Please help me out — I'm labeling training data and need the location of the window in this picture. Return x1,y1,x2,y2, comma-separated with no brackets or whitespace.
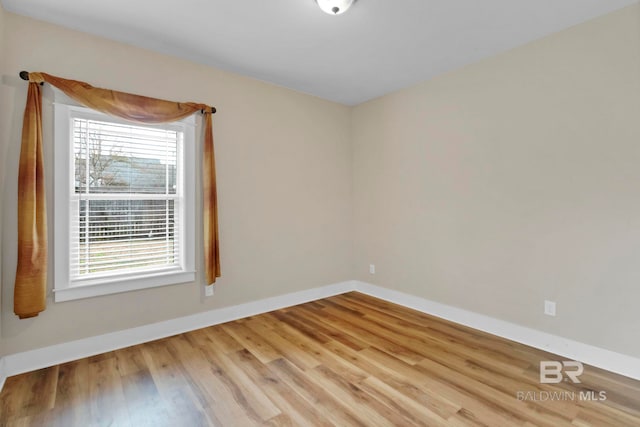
54,105,195,301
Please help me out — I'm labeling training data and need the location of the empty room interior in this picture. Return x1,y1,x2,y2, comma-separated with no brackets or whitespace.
1,0,640,425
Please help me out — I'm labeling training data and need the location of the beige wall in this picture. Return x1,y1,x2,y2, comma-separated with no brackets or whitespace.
2,4,639,361
0,12,353,355
353,5,640,358
0,1,5,339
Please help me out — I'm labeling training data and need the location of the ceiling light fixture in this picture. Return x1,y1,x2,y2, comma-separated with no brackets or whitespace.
315,0,356,15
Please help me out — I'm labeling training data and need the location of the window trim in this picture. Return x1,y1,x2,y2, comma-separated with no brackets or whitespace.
53,104,196,302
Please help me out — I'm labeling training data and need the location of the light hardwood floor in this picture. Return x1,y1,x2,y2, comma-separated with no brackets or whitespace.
1,292,639,426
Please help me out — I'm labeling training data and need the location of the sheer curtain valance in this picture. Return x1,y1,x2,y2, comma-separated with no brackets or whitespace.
15,72,220,319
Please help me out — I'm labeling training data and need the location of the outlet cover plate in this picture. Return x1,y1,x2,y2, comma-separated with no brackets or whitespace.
544,300,556,316
205,284,215,297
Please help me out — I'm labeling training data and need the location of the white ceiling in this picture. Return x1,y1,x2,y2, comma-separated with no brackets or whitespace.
2,0,637,105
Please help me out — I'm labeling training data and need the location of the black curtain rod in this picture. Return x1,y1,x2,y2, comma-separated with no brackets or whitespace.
19,70,42,85
19,70,216,114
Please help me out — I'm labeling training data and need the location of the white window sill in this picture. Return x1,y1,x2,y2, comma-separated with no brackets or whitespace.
54,270,196,302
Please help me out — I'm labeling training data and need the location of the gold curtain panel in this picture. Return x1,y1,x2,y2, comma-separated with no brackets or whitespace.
14,72,221,319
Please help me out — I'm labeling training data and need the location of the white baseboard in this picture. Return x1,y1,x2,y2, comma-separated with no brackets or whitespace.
2,279,639,393
0,280,355,387
0,356,6,391
354,281,640,381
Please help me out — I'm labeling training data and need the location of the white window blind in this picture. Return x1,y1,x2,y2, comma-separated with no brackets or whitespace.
71,118,182,280
54,103,195,301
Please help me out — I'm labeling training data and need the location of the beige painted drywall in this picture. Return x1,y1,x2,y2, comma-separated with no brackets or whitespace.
0,12,353,355
2,3,639,362
0,0,5,339
353,4,640,358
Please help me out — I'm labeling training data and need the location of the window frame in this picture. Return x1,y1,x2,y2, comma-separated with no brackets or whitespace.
53,104,196,302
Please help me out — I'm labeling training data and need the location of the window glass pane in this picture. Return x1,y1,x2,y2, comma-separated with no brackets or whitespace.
72,199,177,277
74,118,178,194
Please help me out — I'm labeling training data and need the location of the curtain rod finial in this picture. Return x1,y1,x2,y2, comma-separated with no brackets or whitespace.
19,71,29,81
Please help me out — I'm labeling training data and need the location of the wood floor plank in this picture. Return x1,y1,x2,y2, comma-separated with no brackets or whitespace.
140,338,223,426
285,303,369,351
2,292,639,426
304,364,405,427
243,315,322,371
166,334,257,426
115,345,149,377
571,405,640,427
415,354,572,427
221,321,282,364
262,413,294,426
197,342,282,422
253,314,370,384
356,375,449,427
269,311,332,345
49,360,91,427
298,303,426,365
120,368,170,427
141,339,192,396
202,325,246,355
266,358,368,427
157,385,216,427
0,367,58,424
335,293,534,372
324,337,514,426
226,349,334,427
339,292,549,364
87,356,132,427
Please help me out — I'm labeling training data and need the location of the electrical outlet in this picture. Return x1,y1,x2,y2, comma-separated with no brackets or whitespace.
369,264,375,274
205,284,215,297
544,300,556,316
